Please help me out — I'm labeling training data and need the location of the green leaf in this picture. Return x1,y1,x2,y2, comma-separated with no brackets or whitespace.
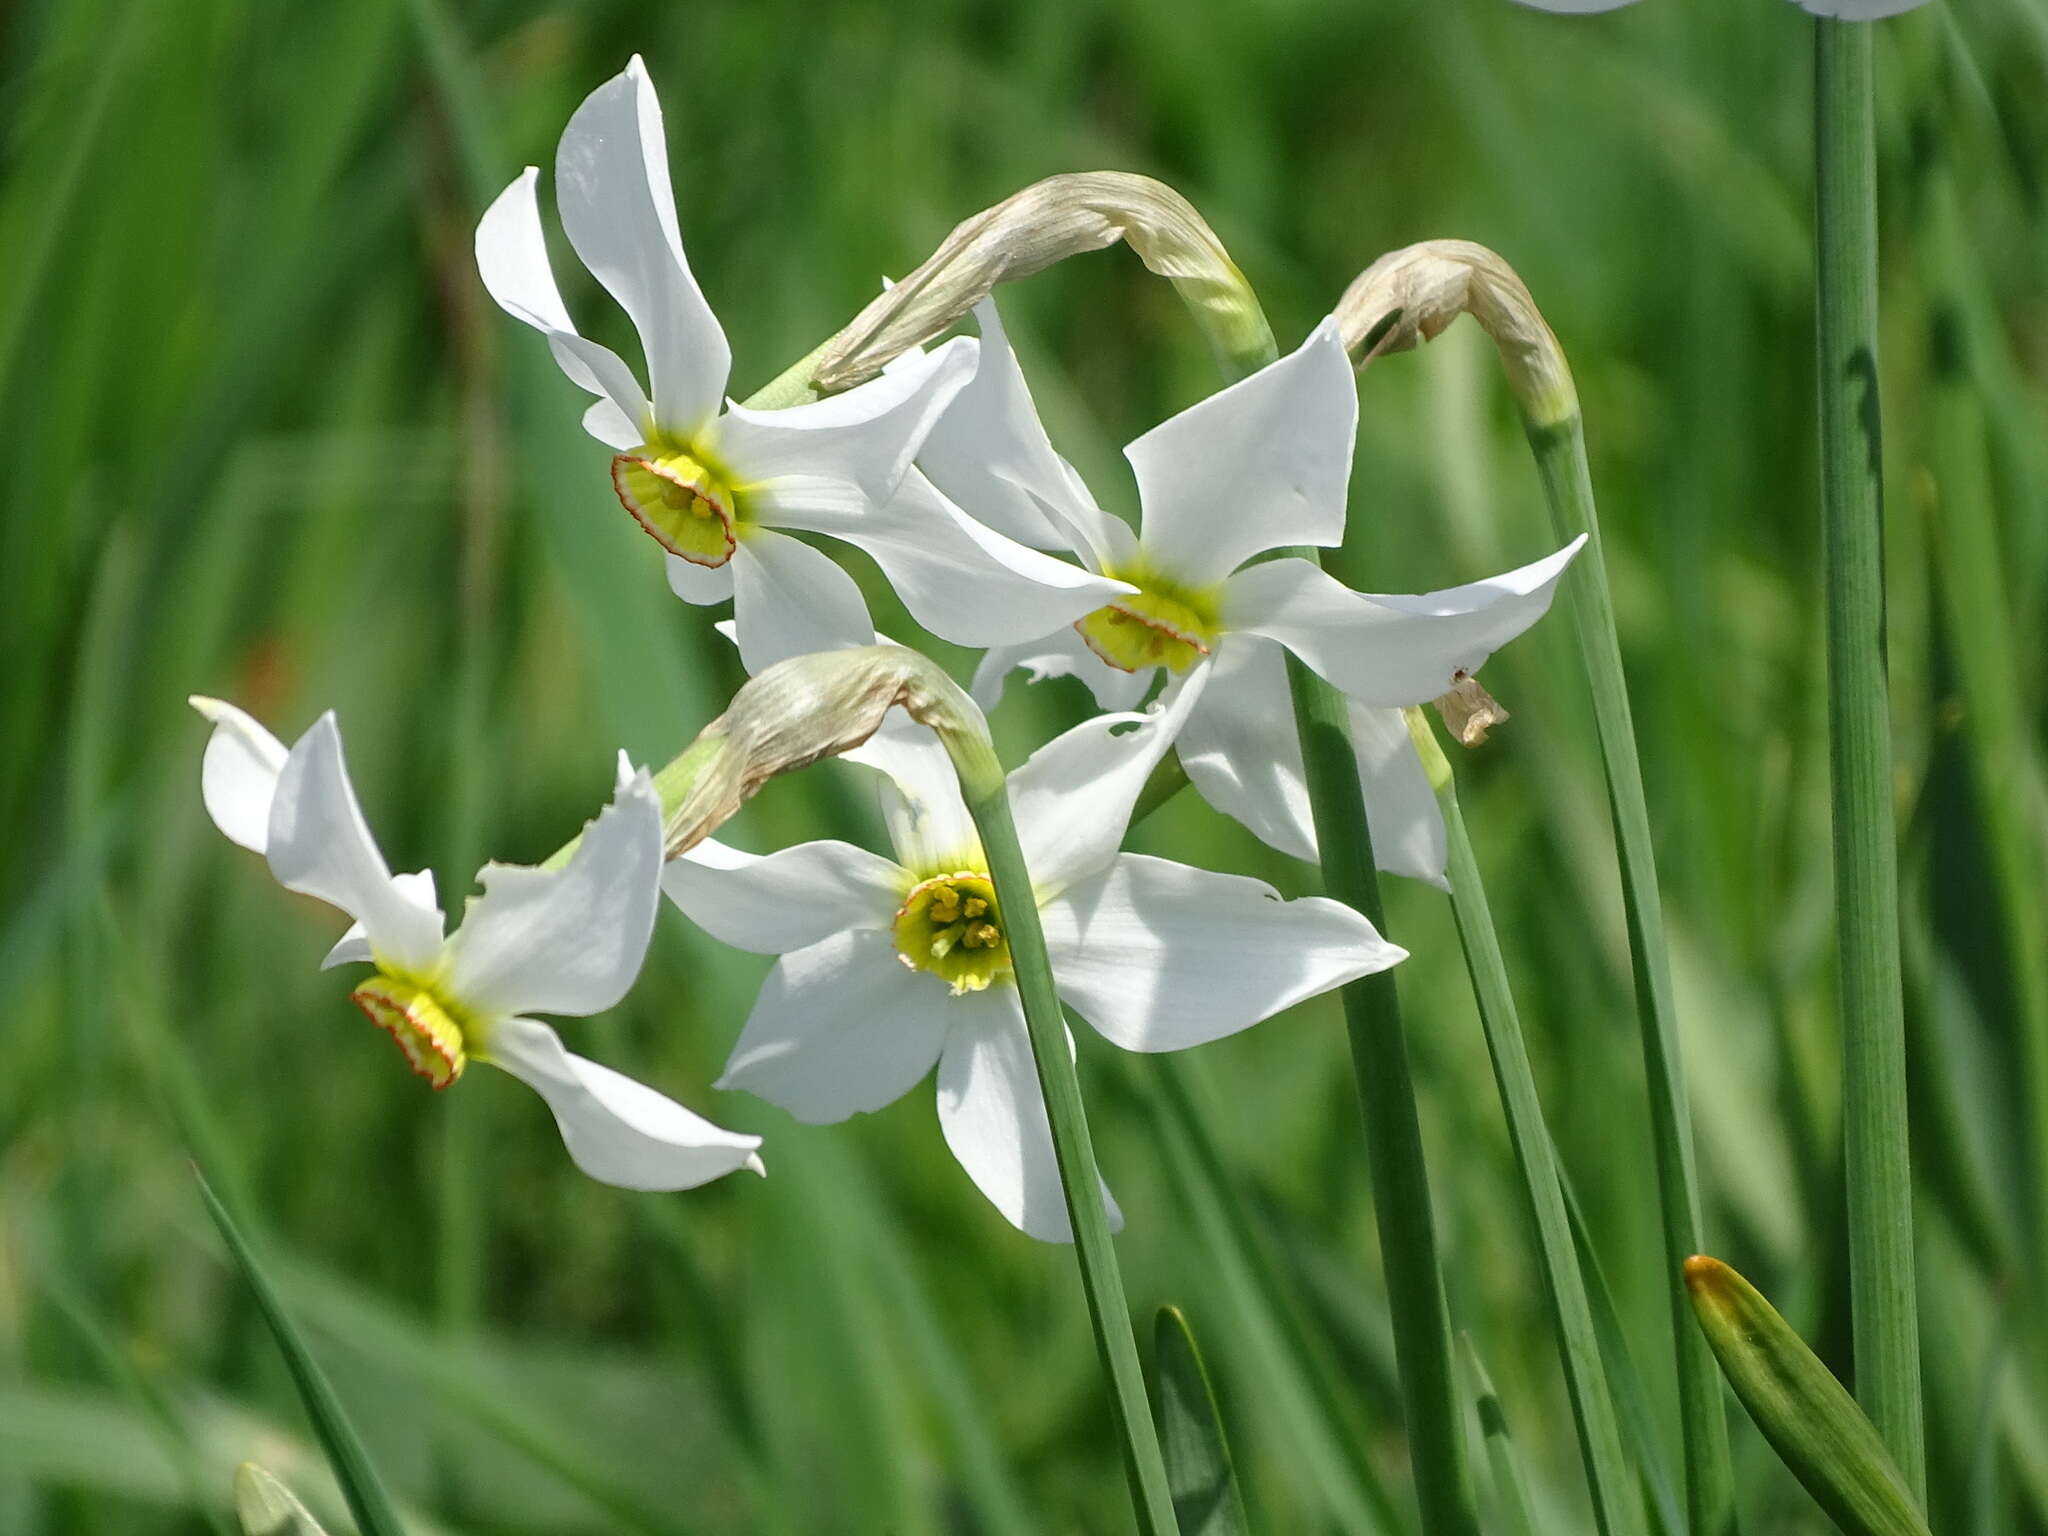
1461,1336,1540,1536
234,1465,330,1536
1684,1256,1930,1536
1151,1307,1251,1536
196,1171,408,1536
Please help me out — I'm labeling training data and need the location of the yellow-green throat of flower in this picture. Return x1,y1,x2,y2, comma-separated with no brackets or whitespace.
894,873,1011,995
1075,575,1221,673
350,973,479,1090
612,443,740,567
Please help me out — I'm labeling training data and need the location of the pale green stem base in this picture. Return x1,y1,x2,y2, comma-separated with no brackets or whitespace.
1814,16,1924,1495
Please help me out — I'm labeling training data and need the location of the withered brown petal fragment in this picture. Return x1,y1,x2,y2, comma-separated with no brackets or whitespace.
1432,674,1511,748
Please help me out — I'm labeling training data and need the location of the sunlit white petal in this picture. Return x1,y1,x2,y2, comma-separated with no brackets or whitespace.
969,629,1153,715
489,1015,763,1189
1222,537,1585,706
439,772,662,1019
265,715,445,974
844,713,984,875
191,696,288,854
1172,638,1318,862
1126,319,1357,588
717,929,952,1122
1794,0,1928,15
663,837,906,954
553,59,731,440
729,530,876,674
322,870,440,970
936,991,1120,1242
665,550,736,605
1349,704,1449,889
1040,852,1404,1052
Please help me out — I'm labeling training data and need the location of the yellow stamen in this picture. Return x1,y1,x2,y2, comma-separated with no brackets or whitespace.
894,872,1011,995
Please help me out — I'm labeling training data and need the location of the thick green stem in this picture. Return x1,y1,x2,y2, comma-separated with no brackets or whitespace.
1282,643,1478,1536
1528,418,1738,1534
962,780,1179,1535
1814,17,1924,1493
1432,756,1644,1536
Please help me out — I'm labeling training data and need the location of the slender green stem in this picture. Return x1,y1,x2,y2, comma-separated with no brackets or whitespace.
1815,17,1924,1495
1432,755,1644,1536
1526,415,1737,1534
963,780,1178,1535
1282,644,1478,1536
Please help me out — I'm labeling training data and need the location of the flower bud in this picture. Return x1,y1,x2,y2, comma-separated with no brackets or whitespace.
663,646,1000,855
809,173,1276,390
1335,240,1577,430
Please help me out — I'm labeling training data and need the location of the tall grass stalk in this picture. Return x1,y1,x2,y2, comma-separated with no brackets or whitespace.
1813,17,1924,1494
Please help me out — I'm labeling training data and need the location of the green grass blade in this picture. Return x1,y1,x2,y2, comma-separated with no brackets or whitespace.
194,1172,408,1536
1151,1306,1252,1536
235,1465,332,1536
1462,1335,1541,1536
1685,1256,1929,1536
1813,18,1924,1492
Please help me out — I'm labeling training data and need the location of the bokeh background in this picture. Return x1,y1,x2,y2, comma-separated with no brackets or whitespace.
4,0,2044,1530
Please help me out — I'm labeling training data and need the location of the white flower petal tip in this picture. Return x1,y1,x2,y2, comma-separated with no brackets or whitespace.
1505,0,1640,11
191,696,289,854
1791,0,1931,13
489,1017,765,1192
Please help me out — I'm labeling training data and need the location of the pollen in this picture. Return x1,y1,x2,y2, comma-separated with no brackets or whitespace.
894,873,1011,995
1075,581,1220,674
612,445,739,567
350,972,470,1090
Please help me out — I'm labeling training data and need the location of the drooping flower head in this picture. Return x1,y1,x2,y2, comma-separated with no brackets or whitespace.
665,675,1404,1239
192,697,761,1191
475,58,1131,675
929,300,1582,885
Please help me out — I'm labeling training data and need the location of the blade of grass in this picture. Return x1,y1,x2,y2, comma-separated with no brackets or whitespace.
193,1171,408,1536
1462,1335,1542,1536
1813,17,1924,1493
1151,1306,1252,1536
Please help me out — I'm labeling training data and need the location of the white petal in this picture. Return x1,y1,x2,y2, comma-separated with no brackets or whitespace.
919,299,1131,562
663,837,906,954
554,59,730,440
1040,852,1404,1052
489,1016,763,1190
1793,0,1928,14
728,531,876,675
1173,638,1319,863
664,550,736,605
936,990,1120,1243
1125,319,1357,588
191,696,287,854
755,470,1132,649
439,772,662,1019
1507,0,1638,9
970,629,1154,714
475,168,653,439
717,930,953,1122
1222,537,1585,706
844,712,984,875
1348,705,1449,889
716,338,975,500
322,870,439,970
1008,666,1211,899
265,715,445,974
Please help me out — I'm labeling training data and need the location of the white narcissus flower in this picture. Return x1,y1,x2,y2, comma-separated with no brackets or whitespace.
192,697,763,1191
475,57,1129,676
934,300,1581,888
664,674,1405,1241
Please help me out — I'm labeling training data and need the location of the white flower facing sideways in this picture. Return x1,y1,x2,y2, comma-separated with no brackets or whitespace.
190,697,763,1191
929,300,1584,887
475,57,1130,676
665,674,1406,1241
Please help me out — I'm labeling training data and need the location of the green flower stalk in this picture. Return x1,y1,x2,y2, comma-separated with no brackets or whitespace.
1339,237,1738,1535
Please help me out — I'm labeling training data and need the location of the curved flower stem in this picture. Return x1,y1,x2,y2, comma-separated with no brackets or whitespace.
961,779,1180,1536
1425,729,1643,1536
1281,645,1480,1536
1814,16,1924,1495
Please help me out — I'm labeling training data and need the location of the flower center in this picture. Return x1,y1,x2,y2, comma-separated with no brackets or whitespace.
1074,582,1220,674
350,972,473,1089
611,444,739,567
893,873,1011,995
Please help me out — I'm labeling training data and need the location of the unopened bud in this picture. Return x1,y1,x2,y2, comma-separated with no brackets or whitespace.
810,173,1275,390
1432,674,1510,747
664,646,999,856
1335,240,1577,430
233,1465,328,1536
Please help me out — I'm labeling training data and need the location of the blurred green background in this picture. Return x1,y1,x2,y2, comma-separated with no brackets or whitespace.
4,0,2044,1530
